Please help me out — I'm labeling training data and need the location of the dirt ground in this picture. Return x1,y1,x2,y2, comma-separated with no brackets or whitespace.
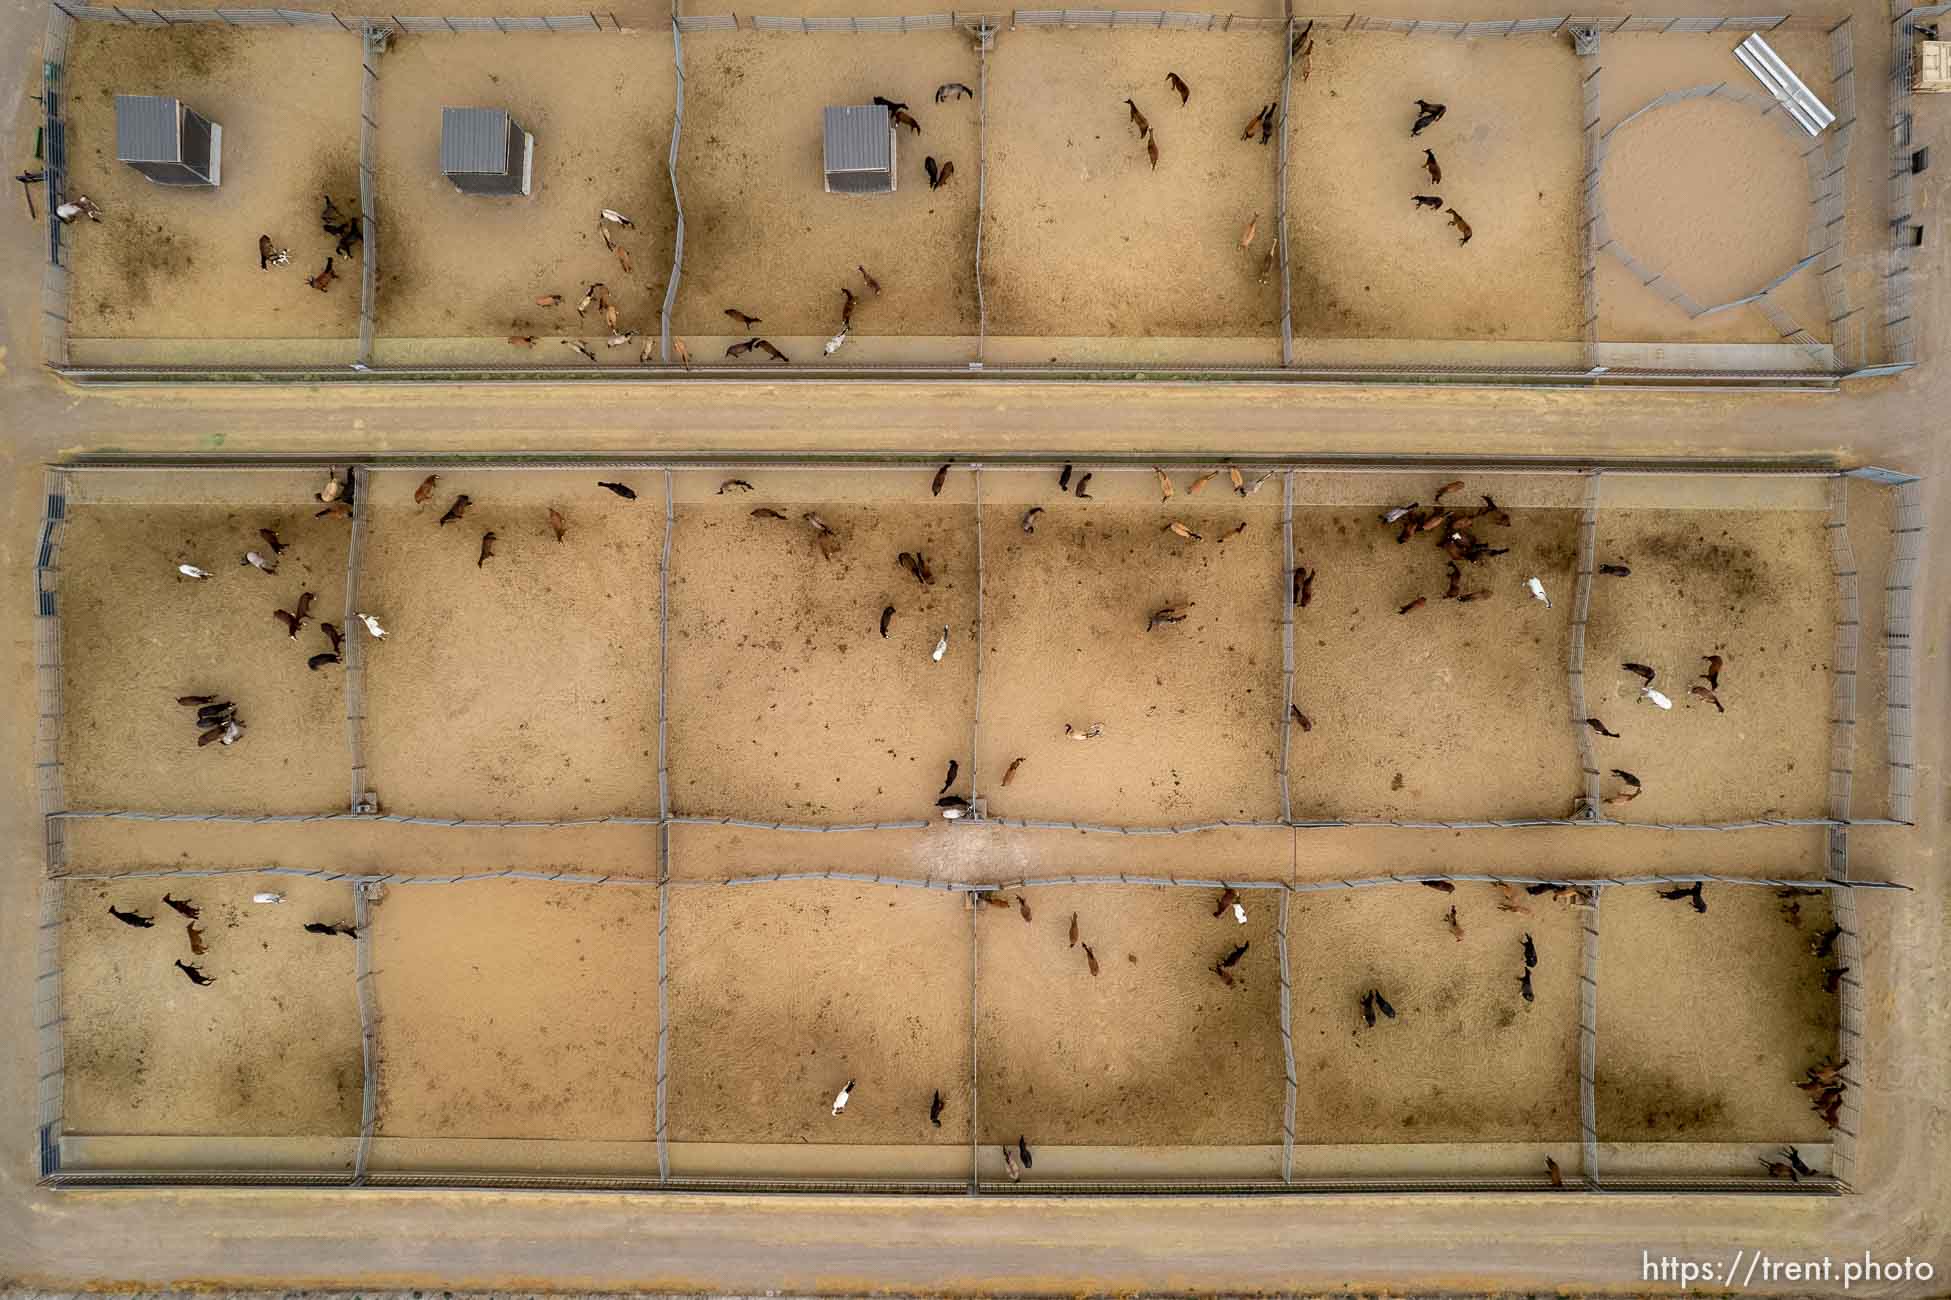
1287,884,1581,1143
61,874,361,1137
664,881,970,1145
59,502,351,814
979,467,1284,825
356,470,663,820
1288,473,1584,821
670,820,1295,884
371,31,677,359
61,25,363,345
1293,823,1826,881
976,884,1284,1147
984,30,1285,341
672,31,980,354
1597,97,1823,321
371,880,658,1141
1595,883,1839,1144
60,816,662,880
665,470,977,822
1582,504,1834,823
1284,32,1581,346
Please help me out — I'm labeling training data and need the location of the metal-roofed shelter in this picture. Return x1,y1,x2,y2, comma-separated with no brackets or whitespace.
114,95,220,187
440,107,534,198
823,105,896,195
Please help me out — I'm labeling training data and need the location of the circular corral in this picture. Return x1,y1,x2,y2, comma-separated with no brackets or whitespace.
1595,88,1817,314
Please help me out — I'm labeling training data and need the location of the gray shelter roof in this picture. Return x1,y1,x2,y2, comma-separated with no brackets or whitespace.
823,105,892,174
116,95,183,164
441,107,514,174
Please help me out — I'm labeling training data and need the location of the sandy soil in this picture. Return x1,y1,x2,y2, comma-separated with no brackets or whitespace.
1596,882,1838,1143
1583,506,1833,823
356,470,663,820
61,875,361,1137
371,880,658,1140
59,503,351,814
670,820,1294,883
1285,32,1581,344
1597,101,1829,346
1288,884,1580,1143
976,884,1285,1145
1294,822,1825,880
666,473,977,822
1289,474,1583,820
61,25,364,344
984,30,1285,340
672,31,980,346
371,31,677,357
979,467,1284,825
61,816,662,879
664,881,970,1145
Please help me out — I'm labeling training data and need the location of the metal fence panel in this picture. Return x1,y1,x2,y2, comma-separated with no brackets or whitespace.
1277,16,1294,363
975,18,991,359
1825,476,1859,823
1887,14,1918,367
1568,471,1602,813
35,470,70,873
352,882,377,1182
1580,63,1599,366
356,27,380,367
342,465,371,805
1578,884,1600,1186
751,12,952,29
41,5,73,367
660,15,686,362
38,876,67,1179
1879,476,1922,823
34,471,72,1178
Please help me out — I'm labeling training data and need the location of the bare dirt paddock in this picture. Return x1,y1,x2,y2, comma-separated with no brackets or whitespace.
60,24,363,360
984,29,1286,345
371,31,678,364
673,32,981,361
1285,30,1581,352
41,461,1890,1187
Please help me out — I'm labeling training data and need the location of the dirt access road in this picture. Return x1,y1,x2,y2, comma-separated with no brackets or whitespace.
1,0,1947,1297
